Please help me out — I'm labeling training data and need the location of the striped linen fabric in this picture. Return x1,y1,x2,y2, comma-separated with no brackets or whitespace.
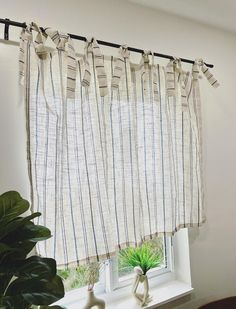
19,24,219,267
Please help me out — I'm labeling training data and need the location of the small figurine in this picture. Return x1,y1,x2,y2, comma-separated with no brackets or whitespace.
82,263,106,309
132,266,152,307
82,284,105,309
120,243,162,307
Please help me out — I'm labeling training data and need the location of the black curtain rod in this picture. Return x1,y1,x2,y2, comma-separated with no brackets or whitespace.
0,18,214,68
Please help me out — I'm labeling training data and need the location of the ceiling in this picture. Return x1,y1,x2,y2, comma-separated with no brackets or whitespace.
128,0,236,33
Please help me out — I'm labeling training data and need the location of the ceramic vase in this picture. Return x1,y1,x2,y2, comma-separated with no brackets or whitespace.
82,289,105,309
132,266,152,307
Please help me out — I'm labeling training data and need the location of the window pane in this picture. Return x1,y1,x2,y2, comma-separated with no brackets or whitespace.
57,263,100,291
118,237,166,279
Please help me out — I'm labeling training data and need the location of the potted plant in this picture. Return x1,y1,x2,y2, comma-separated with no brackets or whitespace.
0,190,65,309
119,242,163,307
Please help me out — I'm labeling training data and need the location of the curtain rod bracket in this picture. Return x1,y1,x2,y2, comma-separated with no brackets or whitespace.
4,18,10,40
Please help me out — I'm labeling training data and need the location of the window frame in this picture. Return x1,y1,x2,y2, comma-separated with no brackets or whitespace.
54,229,192,308
101,236,174,292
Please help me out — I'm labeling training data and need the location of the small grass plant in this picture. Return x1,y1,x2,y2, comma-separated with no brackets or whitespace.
119,240,164,275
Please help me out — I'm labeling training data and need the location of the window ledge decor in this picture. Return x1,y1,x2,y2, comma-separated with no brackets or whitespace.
55,279,193,309
55,229,191,308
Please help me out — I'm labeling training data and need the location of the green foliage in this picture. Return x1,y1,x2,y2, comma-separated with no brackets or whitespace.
85,263,100,288
0,191,65,309
119,241,163,275
57,263,99,291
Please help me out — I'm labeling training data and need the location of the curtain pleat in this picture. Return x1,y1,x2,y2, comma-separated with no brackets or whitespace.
19,25,219,267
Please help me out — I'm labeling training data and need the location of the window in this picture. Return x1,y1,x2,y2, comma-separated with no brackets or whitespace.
57,235,172,295
55,229,192,308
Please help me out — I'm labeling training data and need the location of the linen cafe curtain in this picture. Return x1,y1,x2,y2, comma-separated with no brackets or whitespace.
19,23,219,267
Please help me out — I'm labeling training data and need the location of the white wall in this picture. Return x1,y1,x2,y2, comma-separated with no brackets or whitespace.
0,0,236,308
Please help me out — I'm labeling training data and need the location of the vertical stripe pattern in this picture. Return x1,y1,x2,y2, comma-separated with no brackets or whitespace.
19,26,218,267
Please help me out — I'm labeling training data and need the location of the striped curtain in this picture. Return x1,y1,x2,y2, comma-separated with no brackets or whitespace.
19,24,219,267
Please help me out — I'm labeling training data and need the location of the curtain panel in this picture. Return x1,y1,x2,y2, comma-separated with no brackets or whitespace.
19,24,219,267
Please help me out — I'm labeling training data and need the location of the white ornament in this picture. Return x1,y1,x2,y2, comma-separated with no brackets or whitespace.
82,289,105,309
132,267,152,307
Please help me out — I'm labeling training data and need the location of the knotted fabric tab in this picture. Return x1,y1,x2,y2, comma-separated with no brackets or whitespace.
81,58,91,88
166,60,175,96
45,28,77,99
140,51,159,102
181,70,190,108
31,22,48,59
89,38,108,97
140,50,151,92
81,41,91,88
166,58,188,101
193,59,219,88
66,38,77,98
151,53,159,102
201,63,219,88
192,61,200,80
174,58,188,105
19,25,32,87
81,38,108,97
111,45,129,90
45,28,68,51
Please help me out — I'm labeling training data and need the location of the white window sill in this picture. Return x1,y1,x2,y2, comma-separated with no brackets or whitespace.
57,280,193,309
106,280,193,308
55,229,192,308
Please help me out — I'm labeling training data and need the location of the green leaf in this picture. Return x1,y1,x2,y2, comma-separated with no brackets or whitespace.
0,274,12,295
0,242,23,270
0,240,36,266
0,190,65,307
0,294,31,309
0,256,57,280
0,191,29,222
0,212,41,240
2,221,51,245
5,275,65,306
0,242,18,254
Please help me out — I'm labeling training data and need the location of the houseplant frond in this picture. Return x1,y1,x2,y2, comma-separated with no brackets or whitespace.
119,242,163,275
0,191,65,309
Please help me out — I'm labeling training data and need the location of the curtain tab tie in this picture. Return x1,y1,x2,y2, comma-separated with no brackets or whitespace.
143,50,151,63
120,44,130,58
193,58,219,88
111,44,130,90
